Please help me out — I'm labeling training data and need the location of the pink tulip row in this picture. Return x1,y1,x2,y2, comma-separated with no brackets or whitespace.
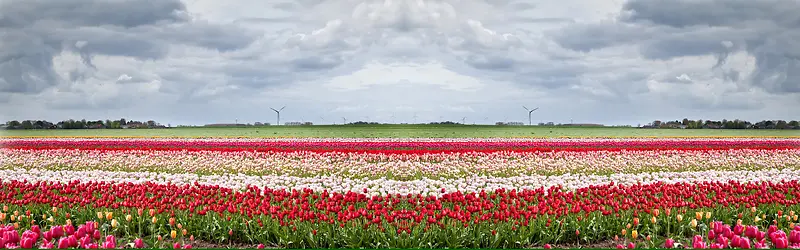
0,221,168,249
3,148,798,177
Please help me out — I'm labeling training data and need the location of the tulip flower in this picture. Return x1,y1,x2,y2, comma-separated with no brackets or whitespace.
664,238,675,248
133,238,144,248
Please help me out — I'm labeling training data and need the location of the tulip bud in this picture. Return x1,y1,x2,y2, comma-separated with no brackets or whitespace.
626,223,631,229
171,230,177,239
751,207,757,213
631,230,638,239
696,212,703,221
257,244,265,249
126,215,132,222
653,209,660,217
190,235,194,242
111,219,118,229
96,212,103,220
137,208,143,217
677,214,683,222
50,207,56,213
651,216,657,224
0,213,5,221
157,235,162,241
105,212,113,221
152,217,158,224
705,212,711,219
691,219,698,228
622,229,627,236
633,217,640,227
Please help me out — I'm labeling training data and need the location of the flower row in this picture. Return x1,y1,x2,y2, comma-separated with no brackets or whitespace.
3,138,798,153
1,179,800,248
3,148,798,177
4,168,800,196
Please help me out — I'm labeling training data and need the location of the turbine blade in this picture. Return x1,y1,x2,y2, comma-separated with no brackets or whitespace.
523,106,529,111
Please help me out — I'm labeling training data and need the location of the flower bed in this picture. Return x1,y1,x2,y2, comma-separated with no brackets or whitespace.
2,138,800,248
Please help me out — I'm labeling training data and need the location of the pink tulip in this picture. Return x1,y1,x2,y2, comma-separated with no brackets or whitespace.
31,226,40,234
616,244,624,249
710,243,724,249
133,238,144,249
57,238,69,249
20,237,34,249
104,235,115,246
774,236,789,249
664,238,675,248
182,245,192,249
86,243,98,249
734,225,745,236
75,226,86,239
64,226,74,236
708,230,716,240
627,242,635,249
740,238,751,249
42,231,52,242
173,243,181,249
92,230,101,241
789,230,800,244
257,244,265,249
716,236,729,248
51,227,63,239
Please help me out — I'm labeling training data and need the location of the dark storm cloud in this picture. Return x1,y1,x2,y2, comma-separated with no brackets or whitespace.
552,0,800,94
0,0,257,98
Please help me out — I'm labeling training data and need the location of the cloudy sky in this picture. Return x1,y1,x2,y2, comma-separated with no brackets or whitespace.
1,0,798,126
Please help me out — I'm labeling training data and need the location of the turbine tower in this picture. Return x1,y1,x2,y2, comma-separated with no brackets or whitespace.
461,117,467,124
270,106,285,125
523,106,539,126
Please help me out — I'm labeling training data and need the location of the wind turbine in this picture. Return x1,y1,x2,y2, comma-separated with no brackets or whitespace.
390,113,396,124
270,106,285,125
413,113,418,124
523,106,539,126
461,117,467,124
342,117,347,125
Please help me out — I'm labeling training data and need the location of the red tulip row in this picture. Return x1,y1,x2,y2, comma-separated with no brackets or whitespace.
3,138,798,154
2,179,799,248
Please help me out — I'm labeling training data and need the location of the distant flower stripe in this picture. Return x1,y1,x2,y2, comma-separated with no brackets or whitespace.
2,138,798,153
3,148,798,177
3,168,800,196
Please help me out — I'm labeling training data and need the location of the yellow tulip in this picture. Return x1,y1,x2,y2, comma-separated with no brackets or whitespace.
651,216,657,224
677,214,683,222
171,230,177,239
631,230,638,239
152,216,158,224
126,214,132,222
96,212,103,220
690,219,698,228
695,212,702,221
105,212,113,221
111,219,118,229
706,212,711,219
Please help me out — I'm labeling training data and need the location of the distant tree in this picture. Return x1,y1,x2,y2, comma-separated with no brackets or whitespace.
21,120,33,129
789,120,799,128
776,120,788,129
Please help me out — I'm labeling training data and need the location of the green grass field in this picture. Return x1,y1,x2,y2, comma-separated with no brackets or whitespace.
2,125,799,138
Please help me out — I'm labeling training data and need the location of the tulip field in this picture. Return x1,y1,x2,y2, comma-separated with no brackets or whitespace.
2,137,800,249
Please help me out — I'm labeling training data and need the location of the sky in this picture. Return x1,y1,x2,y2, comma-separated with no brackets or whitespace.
1,0,799,126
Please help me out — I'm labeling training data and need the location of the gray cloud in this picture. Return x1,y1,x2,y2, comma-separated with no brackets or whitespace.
1,0,798,126
0,0,257,96
553,0,800,94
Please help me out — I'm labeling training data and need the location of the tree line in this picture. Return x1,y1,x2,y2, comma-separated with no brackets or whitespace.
643,119,800,129
2,118,167,130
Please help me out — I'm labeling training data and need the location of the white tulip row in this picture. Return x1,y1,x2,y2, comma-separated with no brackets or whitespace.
3,168,800,196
